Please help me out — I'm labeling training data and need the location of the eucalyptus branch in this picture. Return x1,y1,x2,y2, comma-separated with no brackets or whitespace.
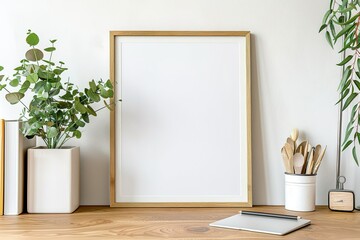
3,86,30,111
0,30,114,148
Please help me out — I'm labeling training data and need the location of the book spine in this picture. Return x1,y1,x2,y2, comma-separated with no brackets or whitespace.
0,119,5,215
4,121,21,215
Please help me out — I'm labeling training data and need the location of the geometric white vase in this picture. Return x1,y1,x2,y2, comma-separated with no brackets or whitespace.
27,146,80,213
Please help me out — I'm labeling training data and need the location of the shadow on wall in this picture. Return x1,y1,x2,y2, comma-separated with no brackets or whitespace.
250,35,268,205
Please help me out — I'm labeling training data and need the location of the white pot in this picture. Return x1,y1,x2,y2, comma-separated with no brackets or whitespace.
285,173,316,212
27,146,80,213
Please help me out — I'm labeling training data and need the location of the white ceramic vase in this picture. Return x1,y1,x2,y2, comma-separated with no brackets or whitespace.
285,173,316,212
27,146,80,213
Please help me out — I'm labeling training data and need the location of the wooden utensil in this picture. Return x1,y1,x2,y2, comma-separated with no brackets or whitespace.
293,153,305,174
285,143,293,156
288,154,294,174
305,148,315,174
284,143,294,173
296,141,307,154
301,142,310,174
281,147,291,173
291,128,299,142
286,138,295,153
313,146,327,174
309,145,321,174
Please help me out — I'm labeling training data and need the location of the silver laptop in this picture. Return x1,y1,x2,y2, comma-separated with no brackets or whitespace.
210,212,311,235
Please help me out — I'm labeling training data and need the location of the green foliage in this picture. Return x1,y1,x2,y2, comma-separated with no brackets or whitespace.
320,0,360,165
0,30,115,149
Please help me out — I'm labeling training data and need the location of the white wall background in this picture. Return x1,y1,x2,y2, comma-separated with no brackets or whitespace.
1,0,359,205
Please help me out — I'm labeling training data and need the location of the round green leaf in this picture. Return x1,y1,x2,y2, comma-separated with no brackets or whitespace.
0,66,3,71
73,130,82,139
47,127,58,138
105,79,113,89
82,113,90,123
89,80,97,92
74,98,87,114
76,120,85,127
25,48,44,62
26,73,39,83
5,92,25,104
26,33,39,46
87,89,100,102
100,88,114,98
33,80,46,93
60,91,73,101
9,78,19,87
19,80,30,94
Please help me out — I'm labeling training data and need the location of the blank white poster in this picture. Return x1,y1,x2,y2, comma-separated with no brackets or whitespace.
115,36,248,203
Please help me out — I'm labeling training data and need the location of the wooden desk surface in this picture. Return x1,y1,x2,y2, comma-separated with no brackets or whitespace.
0,206,359,239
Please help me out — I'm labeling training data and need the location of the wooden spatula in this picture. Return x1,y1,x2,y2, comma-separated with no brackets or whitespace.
296,141,307,154
305,148,315,174
313,146,327,174
312,145,321,168
286,138,295,153
281,147,291,173
301,142,310,173
284,143,294,173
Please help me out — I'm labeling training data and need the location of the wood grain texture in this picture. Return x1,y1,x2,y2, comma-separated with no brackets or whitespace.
245,32,252,206
110,31,250,36
109,31,116,207
0,206,360,239
329,191,355,211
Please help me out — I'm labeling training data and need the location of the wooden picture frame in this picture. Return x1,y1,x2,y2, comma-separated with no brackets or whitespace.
110,31,252,207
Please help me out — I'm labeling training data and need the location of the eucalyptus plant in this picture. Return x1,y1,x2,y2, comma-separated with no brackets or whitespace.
320,0,360,165
0,30,114,148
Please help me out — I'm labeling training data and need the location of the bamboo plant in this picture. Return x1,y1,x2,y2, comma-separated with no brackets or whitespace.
0,30,114,148
320,0,360,165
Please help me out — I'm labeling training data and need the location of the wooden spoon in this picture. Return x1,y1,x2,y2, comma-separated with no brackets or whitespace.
293,153,305,174
291,128,299,142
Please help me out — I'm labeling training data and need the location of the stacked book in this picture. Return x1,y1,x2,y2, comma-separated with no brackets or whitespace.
0,119,35,215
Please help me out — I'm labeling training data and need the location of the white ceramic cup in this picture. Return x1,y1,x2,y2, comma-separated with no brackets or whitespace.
285,173,316,212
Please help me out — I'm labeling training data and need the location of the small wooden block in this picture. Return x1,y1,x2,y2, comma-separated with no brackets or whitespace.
328,190,355,212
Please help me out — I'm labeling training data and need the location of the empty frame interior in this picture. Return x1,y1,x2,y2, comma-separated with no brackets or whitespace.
110,31,251,207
